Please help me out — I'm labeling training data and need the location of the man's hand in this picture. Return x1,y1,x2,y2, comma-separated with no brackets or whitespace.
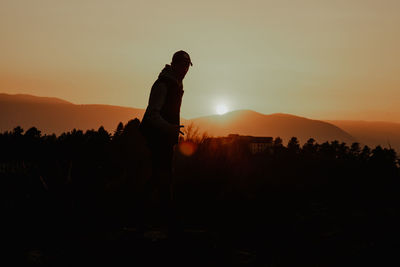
173,125,184,135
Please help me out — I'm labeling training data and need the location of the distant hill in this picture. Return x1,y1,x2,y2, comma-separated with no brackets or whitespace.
2,93,400,151
187,110,356,145
328,120,400,152
0,93,145,135
0,93,73,105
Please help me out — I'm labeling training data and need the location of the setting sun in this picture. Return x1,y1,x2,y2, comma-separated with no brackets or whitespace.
216,104,228,115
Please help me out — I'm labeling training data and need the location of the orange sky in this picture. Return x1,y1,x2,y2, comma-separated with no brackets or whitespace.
1,0,399,122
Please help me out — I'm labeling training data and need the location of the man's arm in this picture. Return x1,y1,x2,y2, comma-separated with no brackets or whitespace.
146,82,176,134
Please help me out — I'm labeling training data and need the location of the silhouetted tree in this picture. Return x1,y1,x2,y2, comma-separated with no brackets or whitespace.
360,145,371,161
12,126,24,136
303,138,317,155
113,122,124,139
287,137,300,153
273,137,283,147
350,142,361,157
25,127,41,139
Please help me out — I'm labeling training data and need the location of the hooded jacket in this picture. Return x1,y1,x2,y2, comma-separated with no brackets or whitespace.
140,64,184,145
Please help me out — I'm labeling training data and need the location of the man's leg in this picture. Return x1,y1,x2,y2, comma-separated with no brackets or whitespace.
156,145,174,228
158,145,184,238
136,142,164,232
138,142,181,237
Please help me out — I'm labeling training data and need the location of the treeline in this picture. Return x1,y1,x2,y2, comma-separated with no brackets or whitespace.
1,119,400,265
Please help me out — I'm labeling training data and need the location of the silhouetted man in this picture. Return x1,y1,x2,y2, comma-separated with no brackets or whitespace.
139,50,192,236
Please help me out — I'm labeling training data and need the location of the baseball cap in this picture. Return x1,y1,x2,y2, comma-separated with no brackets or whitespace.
172,50,193,66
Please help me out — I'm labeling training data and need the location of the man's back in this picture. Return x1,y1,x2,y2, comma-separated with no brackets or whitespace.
140,64,184,146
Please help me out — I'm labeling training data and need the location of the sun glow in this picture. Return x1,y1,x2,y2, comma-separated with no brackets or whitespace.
216,104,228,115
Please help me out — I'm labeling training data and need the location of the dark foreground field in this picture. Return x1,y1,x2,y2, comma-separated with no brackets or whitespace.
4,191,400,267
2,120,400,266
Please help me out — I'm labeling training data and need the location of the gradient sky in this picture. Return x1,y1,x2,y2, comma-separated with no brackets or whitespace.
1,0,399,121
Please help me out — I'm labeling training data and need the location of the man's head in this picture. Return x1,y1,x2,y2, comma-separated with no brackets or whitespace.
171,50,192,80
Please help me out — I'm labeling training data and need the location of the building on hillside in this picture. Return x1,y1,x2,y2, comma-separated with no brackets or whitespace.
206,134,273,154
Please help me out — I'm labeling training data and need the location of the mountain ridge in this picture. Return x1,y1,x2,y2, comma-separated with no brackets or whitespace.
188,109,355,144
1,93,399,151
0,93,73,105
327,120,400,151
0,93,145,135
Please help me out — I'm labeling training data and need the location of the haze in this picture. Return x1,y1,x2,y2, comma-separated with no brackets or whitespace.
1,0,399,122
